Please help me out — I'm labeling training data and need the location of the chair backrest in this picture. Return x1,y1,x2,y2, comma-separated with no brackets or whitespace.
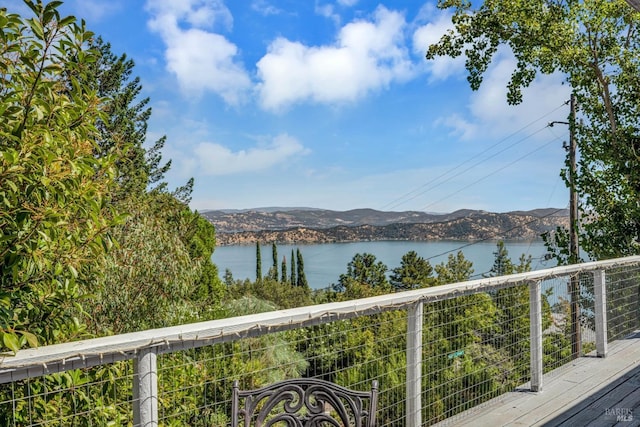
231,378,378,427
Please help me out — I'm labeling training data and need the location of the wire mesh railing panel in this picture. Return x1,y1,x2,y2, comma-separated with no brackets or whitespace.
578,272,596,351
421,286,530,425
156,311,408,426
606,264,640,341
0,361,134,426
157,345,233,426
299,312,408,426
540,276,574,373
1,257,639,426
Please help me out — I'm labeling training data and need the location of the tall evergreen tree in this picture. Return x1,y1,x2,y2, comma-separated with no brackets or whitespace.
336,253,389,293
256,242,262,284
389,251,434,291
85,37,171,201
224,269,234,287
281,256,288,283
271,242,278,281
291,249,297,286
296,249,309,288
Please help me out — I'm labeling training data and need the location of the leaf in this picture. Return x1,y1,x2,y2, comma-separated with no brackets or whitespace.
58,15,76,27
2,332,20,354
18,330,38,348
68,265,78,278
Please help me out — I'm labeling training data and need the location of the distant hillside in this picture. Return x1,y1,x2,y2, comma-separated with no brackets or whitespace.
201,208,569,246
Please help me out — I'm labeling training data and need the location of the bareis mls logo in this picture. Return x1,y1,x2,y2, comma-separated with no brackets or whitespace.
606,408,633,422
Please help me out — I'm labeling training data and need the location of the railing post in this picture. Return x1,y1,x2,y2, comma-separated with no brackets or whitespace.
529,280,543,392
406,301,423,427
594,270,608,357
134,347,159,426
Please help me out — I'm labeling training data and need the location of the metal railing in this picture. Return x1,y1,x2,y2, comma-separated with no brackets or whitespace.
1,256,639,426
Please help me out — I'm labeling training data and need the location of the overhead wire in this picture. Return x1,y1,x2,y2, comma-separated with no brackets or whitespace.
419,128,563,211
380,100,571,211
413,123,570,272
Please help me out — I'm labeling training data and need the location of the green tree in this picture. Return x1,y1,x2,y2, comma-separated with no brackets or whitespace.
485,242,532,377
290,249,296,286
88,195,201,334
296,248,309,288
281,256,288,283
180,208,224,304
256,242,262,284
434,251,474,285
77,35,224,331
334,253,389,298
427,0,640,260
224,268,234,287
389,250,435,291
0,1,121,349
270,242,278,281
85,37,163,201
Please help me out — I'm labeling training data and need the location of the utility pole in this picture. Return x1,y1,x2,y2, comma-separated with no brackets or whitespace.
568,93,579,265
568,93,581,359
549,93,580,358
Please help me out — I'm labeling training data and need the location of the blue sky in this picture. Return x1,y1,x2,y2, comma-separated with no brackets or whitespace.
6,0,573,213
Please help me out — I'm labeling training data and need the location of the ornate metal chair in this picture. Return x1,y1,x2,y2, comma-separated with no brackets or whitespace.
231,378,378,427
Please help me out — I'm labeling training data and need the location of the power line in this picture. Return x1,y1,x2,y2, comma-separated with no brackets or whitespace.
419,131,563,211
380,101,570,211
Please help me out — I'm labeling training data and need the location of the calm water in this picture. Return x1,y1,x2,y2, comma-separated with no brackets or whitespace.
212,240,552,290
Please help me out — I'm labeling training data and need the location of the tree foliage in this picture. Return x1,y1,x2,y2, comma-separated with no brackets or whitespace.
389,250,435,291
428,0,640,261
87,193,224,334
331,253,389,300
0,0,124,350
296,248,309,288
270,242,278,281
256,242,262,284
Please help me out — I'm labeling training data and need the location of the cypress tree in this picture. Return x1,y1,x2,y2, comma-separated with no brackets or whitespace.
281,256,287,283
290,249,296,286
296,249,309,288
256,242,262,284
271,242,278,281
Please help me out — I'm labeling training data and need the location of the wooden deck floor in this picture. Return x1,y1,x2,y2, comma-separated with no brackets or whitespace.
436,332,640,426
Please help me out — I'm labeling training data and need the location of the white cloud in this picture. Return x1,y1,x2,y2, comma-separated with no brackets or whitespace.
256,6,415,111
315,4,340,25
338,0,359,6
467,49,570,136
434,114,478,140
147,0,233,30
435,57,569,142
412,6,465,81
146,0,251,104
251,0,283,16
193,134,309,175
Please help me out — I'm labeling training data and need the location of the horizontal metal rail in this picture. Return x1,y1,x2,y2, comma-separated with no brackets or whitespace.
1,255,639,385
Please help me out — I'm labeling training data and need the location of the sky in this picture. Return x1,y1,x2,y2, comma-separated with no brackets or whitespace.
5,0,574,213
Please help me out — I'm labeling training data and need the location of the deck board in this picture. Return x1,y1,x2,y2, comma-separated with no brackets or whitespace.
435,332,640,426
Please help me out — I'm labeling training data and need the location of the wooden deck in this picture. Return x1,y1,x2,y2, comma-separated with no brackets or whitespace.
436,332,640,426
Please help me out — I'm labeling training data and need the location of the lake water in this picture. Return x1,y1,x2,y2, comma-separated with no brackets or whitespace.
212,240,553,290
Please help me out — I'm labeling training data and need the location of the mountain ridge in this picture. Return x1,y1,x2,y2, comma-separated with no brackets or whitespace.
201,208,569,246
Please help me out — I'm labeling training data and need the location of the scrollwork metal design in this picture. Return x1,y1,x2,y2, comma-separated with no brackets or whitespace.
231,378,378,427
